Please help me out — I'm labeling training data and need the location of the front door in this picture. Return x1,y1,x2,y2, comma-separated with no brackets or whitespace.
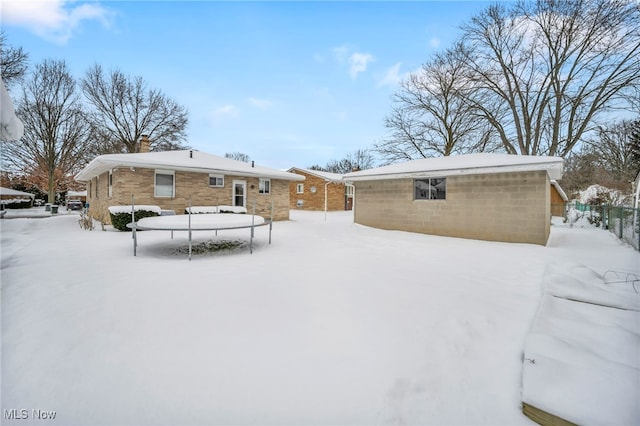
233,180,246,208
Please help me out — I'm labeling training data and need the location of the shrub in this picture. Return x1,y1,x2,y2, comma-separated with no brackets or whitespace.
110,209,159,232
78,210,95,231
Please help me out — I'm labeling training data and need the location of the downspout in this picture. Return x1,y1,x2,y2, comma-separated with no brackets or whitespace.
324,180,330,222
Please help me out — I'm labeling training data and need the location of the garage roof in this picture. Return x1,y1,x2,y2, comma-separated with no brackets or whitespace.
344,153,563,182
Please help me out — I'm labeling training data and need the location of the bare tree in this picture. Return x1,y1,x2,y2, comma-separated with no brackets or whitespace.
587,119,640,184
225,152,251,162
376,43,497,163
324,149,377,173
81,64,189,154
461,0,640,157
0,31,28,88
1,59,90,203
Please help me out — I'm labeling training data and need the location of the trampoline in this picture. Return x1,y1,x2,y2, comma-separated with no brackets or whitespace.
128,213,272,260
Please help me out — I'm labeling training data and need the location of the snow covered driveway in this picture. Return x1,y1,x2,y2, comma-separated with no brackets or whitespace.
1,211,638,425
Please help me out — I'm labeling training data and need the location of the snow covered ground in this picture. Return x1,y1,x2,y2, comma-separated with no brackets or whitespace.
1,209,638,425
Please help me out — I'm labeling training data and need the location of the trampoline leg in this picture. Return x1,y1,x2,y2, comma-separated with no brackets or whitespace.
249,225,253,254
133,226,137,256
188,230,192,261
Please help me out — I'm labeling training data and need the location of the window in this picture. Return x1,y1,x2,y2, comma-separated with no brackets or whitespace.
108,170,113,198
155,170,175,197
259,178,271,194
95,176,99,199
296,183,304,194
414,178,446,200
209,174,224,187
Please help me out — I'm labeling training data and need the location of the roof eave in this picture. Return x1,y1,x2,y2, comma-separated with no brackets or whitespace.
76,158,305,182
344,161,564,182
287,167,343,183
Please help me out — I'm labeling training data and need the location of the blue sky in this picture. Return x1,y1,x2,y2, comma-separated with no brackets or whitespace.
2,1,492,170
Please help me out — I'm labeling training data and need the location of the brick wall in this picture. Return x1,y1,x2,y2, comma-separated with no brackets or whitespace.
353,170,551,245
288,170,346,211
86,168,292,224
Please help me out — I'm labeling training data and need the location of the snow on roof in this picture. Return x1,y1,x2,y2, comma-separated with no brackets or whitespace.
67,190,87,197
287,167,345,183
75,150,305,182
550,180,568,201
343,153,564,181
0,187,34,198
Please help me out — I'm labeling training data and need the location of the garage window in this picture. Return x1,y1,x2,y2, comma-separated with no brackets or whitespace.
414,178,446,200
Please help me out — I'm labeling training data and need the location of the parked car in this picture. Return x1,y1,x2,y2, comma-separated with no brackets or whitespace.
66,200,84,210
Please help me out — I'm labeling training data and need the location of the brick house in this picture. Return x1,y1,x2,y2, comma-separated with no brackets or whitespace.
287,168,353,211
343,153,564,245
75,146,304,224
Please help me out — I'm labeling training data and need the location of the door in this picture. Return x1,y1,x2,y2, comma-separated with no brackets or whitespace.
233,180,246,208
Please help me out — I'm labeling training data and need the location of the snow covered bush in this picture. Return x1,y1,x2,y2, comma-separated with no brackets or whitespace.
578,184,629,206
0,199,32,209
566,207,601,228
108,205,161,232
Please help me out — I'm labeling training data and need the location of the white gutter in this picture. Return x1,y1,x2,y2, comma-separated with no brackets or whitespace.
324,180,330,222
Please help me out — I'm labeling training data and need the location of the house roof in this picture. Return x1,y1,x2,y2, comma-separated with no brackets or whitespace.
343,153,564,182
75,150,305,182
287,167,344,183
67,190,87,198
0,187,34,198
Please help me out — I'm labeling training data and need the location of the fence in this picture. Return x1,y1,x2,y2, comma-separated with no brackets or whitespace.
568,202,640,251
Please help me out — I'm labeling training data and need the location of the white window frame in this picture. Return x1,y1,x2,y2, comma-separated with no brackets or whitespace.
345,185,354,196
296,183,304,194
108,170,113,198
209,174,224,187
259,178,271,195
154,170,175,198
232,180,246,208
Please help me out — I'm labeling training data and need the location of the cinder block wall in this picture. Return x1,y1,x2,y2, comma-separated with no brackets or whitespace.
289,170,346,211
353,170,551,245
86,168,292,224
